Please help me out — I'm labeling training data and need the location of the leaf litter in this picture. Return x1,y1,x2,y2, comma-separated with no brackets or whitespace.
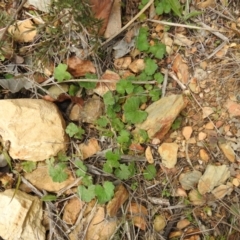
1,0,240,239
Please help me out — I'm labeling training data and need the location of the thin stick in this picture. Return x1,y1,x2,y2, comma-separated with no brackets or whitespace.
101,0,154,46
161,69,168,98
167,71,186,90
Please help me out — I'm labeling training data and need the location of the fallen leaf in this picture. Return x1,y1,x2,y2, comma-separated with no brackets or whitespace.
63,197,84,224
179,171,202,190
128,59,145,73
107,184,129,217
177,219,191,230
197,0,216,9
199,149,210,162
219,142,235,162
202,107,214,119
86,206,117,240
90,0,114,35
172,54,189,84
188,189,206,206
128,202,148,230
8,19,37,43
198,165,230,195
67,56,96,77
173,33,193,47
79,138,101,160
145,146,154,164
93,70,120,96
114,57,132,70
212,183,233,199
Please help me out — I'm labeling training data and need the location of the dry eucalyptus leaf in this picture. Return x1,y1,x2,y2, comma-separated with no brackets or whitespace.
172,54,189,84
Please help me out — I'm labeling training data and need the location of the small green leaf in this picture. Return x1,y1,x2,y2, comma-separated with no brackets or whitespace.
79,73,97,89
95,181,115,204
57,152,69,162
41,194,57,202
115,164,131,180
169,0,182,17
136,27,149,51
96,116,108,127
144,58,158,76
66,123,85,139
48,163,68,182
54,64,72,82
68,84,79,96
103,91,115,105
154,72,164,83
143,164,157,180
78,185,96,202
133,129,149,143
75,160,87,177
82,175,93,186
149,43,166,59
149,89,161,101
171,117,182,130
22,161,36,173
117,130,131,144
116,79,134,94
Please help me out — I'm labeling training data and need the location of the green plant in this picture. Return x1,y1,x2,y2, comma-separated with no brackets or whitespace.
143,164,157,180
65,123,85,139
22,161,37,173
103,150,136,180
54,63,72,82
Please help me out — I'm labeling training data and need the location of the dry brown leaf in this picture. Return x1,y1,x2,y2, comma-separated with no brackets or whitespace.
114,57,132,70
128,202,148,230
202,107,214,119
172,54,189,84
8,19,37,43
67,56,96,77
90,0,114,35
145,146,154,164
79,138,101,160
86,206,117,240
128,59,145,73
93,70,120,96
107,184,129,217
173,33,193,47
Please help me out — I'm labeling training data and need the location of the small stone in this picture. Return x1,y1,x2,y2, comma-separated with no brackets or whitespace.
158,142,178,169
199,149,209,162
198,132,207,141
79,138,101,160
48,83,69,99
145,146,154,164
232,178,240,187
204,122,214,130
182,126,193,140
69,104,82,121
225,99,240,117
219,142,235,162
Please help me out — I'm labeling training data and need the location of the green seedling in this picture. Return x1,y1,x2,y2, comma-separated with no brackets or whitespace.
54,63,72,82
66,123,85,139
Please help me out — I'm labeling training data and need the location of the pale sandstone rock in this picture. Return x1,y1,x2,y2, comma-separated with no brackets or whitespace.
136,94,187,140
0,189,45,240
0,99,68,161
24,164,75,192
219,142,235,162
198,165,230,195
158,142,178,169
225,99,240,117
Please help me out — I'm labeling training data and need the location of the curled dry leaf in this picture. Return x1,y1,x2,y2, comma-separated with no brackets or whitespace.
114,57,132,70
145,146,154,164
128,59,145,73
172,54,189,84
66,56,96,77
128,202,148,230
8,19,37,43
107,184,129,217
